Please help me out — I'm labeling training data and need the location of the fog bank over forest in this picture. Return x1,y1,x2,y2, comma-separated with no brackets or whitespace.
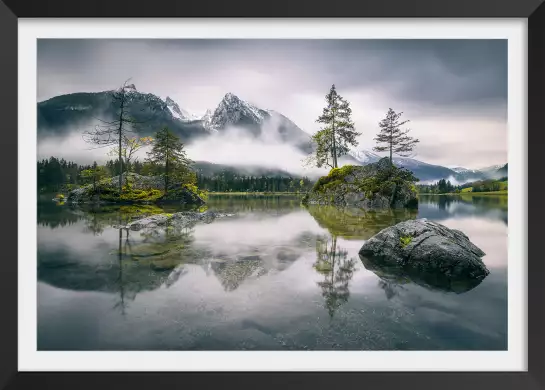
37,121,329,178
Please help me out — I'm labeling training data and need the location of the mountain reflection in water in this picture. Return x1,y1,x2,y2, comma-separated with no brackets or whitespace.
37,194,507,350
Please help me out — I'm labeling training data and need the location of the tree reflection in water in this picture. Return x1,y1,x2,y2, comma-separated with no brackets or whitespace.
113,227,127,315
313,235,357,318
110,219,195,314
377,279,405,300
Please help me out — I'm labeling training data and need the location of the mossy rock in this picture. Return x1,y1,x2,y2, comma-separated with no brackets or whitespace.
67,173,205,206
304,158,419,210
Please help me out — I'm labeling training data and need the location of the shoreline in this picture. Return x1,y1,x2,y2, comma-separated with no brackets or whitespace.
207,192,304,196
418,191,507,196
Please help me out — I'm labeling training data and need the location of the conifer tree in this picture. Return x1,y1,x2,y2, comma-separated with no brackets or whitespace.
373,108,419,166
309,85,361,169
146,127,192,195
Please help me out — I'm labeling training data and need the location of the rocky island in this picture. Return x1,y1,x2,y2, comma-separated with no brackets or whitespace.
302,158,419,209
67,173,206,206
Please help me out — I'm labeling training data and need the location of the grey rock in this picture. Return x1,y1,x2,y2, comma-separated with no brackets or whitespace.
359,218,489,293
126,210,233,231
126,214,172,231
303,158,418,209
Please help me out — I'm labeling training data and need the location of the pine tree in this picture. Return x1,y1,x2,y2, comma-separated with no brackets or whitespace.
373,108,419,166
146,127,192,195
309,85,361,169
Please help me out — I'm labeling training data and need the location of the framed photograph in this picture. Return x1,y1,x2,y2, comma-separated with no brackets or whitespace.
0,0,542,388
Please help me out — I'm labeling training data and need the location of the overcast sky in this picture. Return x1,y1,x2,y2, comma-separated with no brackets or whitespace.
37,39,507,169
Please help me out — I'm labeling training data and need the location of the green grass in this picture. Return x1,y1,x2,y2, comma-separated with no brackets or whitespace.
460,180,508,194
465,190,508,195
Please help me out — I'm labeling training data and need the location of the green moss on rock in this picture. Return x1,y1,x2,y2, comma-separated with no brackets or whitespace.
68,173,205,206
312,165,357,193
304,158,419,209
399,236,412,247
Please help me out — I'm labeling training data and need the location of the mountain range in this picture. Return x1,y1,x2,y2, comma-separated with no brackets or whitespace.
38,88,312,153
348,150,507,183
37,86,507,183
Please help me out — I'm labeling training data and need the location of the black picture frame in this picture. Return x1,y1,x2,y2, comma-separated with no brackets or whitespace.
0,0,540,389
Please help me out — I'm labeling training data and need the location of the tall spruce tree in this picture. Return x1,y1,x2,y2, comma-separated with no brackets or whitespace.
310,85,361,169
373,108,419,166
146,127,192,195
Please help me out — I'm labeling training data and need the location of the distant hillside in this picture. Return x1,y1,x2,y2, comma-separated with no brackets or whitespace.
193,161,301,179
496,163,508,177
38,91,209,142
418,176,508,194
350,150,507,183
460,178,508,193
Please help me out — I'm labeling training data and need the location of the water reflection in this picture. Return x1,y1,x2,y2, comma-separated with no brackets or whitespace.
306,206,417,240
209,258,264,291
38,202,305,299
115,228,126,315
359,253,487,294
313,235,357,318
37,214,196,305
38,202,83,228
207,194,303,213
37,194,507,350
418,194,507,225
377,279,403,300
84,211,107,236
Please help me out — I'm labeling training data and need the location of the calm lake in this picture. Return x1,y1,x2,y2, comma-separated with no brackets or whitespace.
37,194,508,350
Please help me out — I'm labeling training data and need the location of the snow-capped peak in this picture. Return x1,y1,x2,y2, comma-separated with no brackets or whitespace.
222,92,241,104
350,150,381,164
206,92,269,131
199,109,215,131
451,167,475,174
479,164,504,172
200,108,212,122
165,96,200,121
165,96,183,119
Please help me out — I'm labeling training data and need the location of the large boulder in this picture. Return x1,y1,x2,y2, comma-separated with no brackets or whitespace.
358,218,489,292
302,158,418,209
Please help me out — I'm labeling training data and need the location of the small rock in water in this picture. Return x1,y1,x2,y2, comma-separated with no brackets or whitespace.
127,214,171,231
126,211,234,231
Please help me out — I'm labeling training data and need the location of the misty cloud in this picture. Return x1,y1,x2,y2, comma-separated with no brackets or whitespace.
186,122,327,177
37,131,152,165
37,119,327,178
